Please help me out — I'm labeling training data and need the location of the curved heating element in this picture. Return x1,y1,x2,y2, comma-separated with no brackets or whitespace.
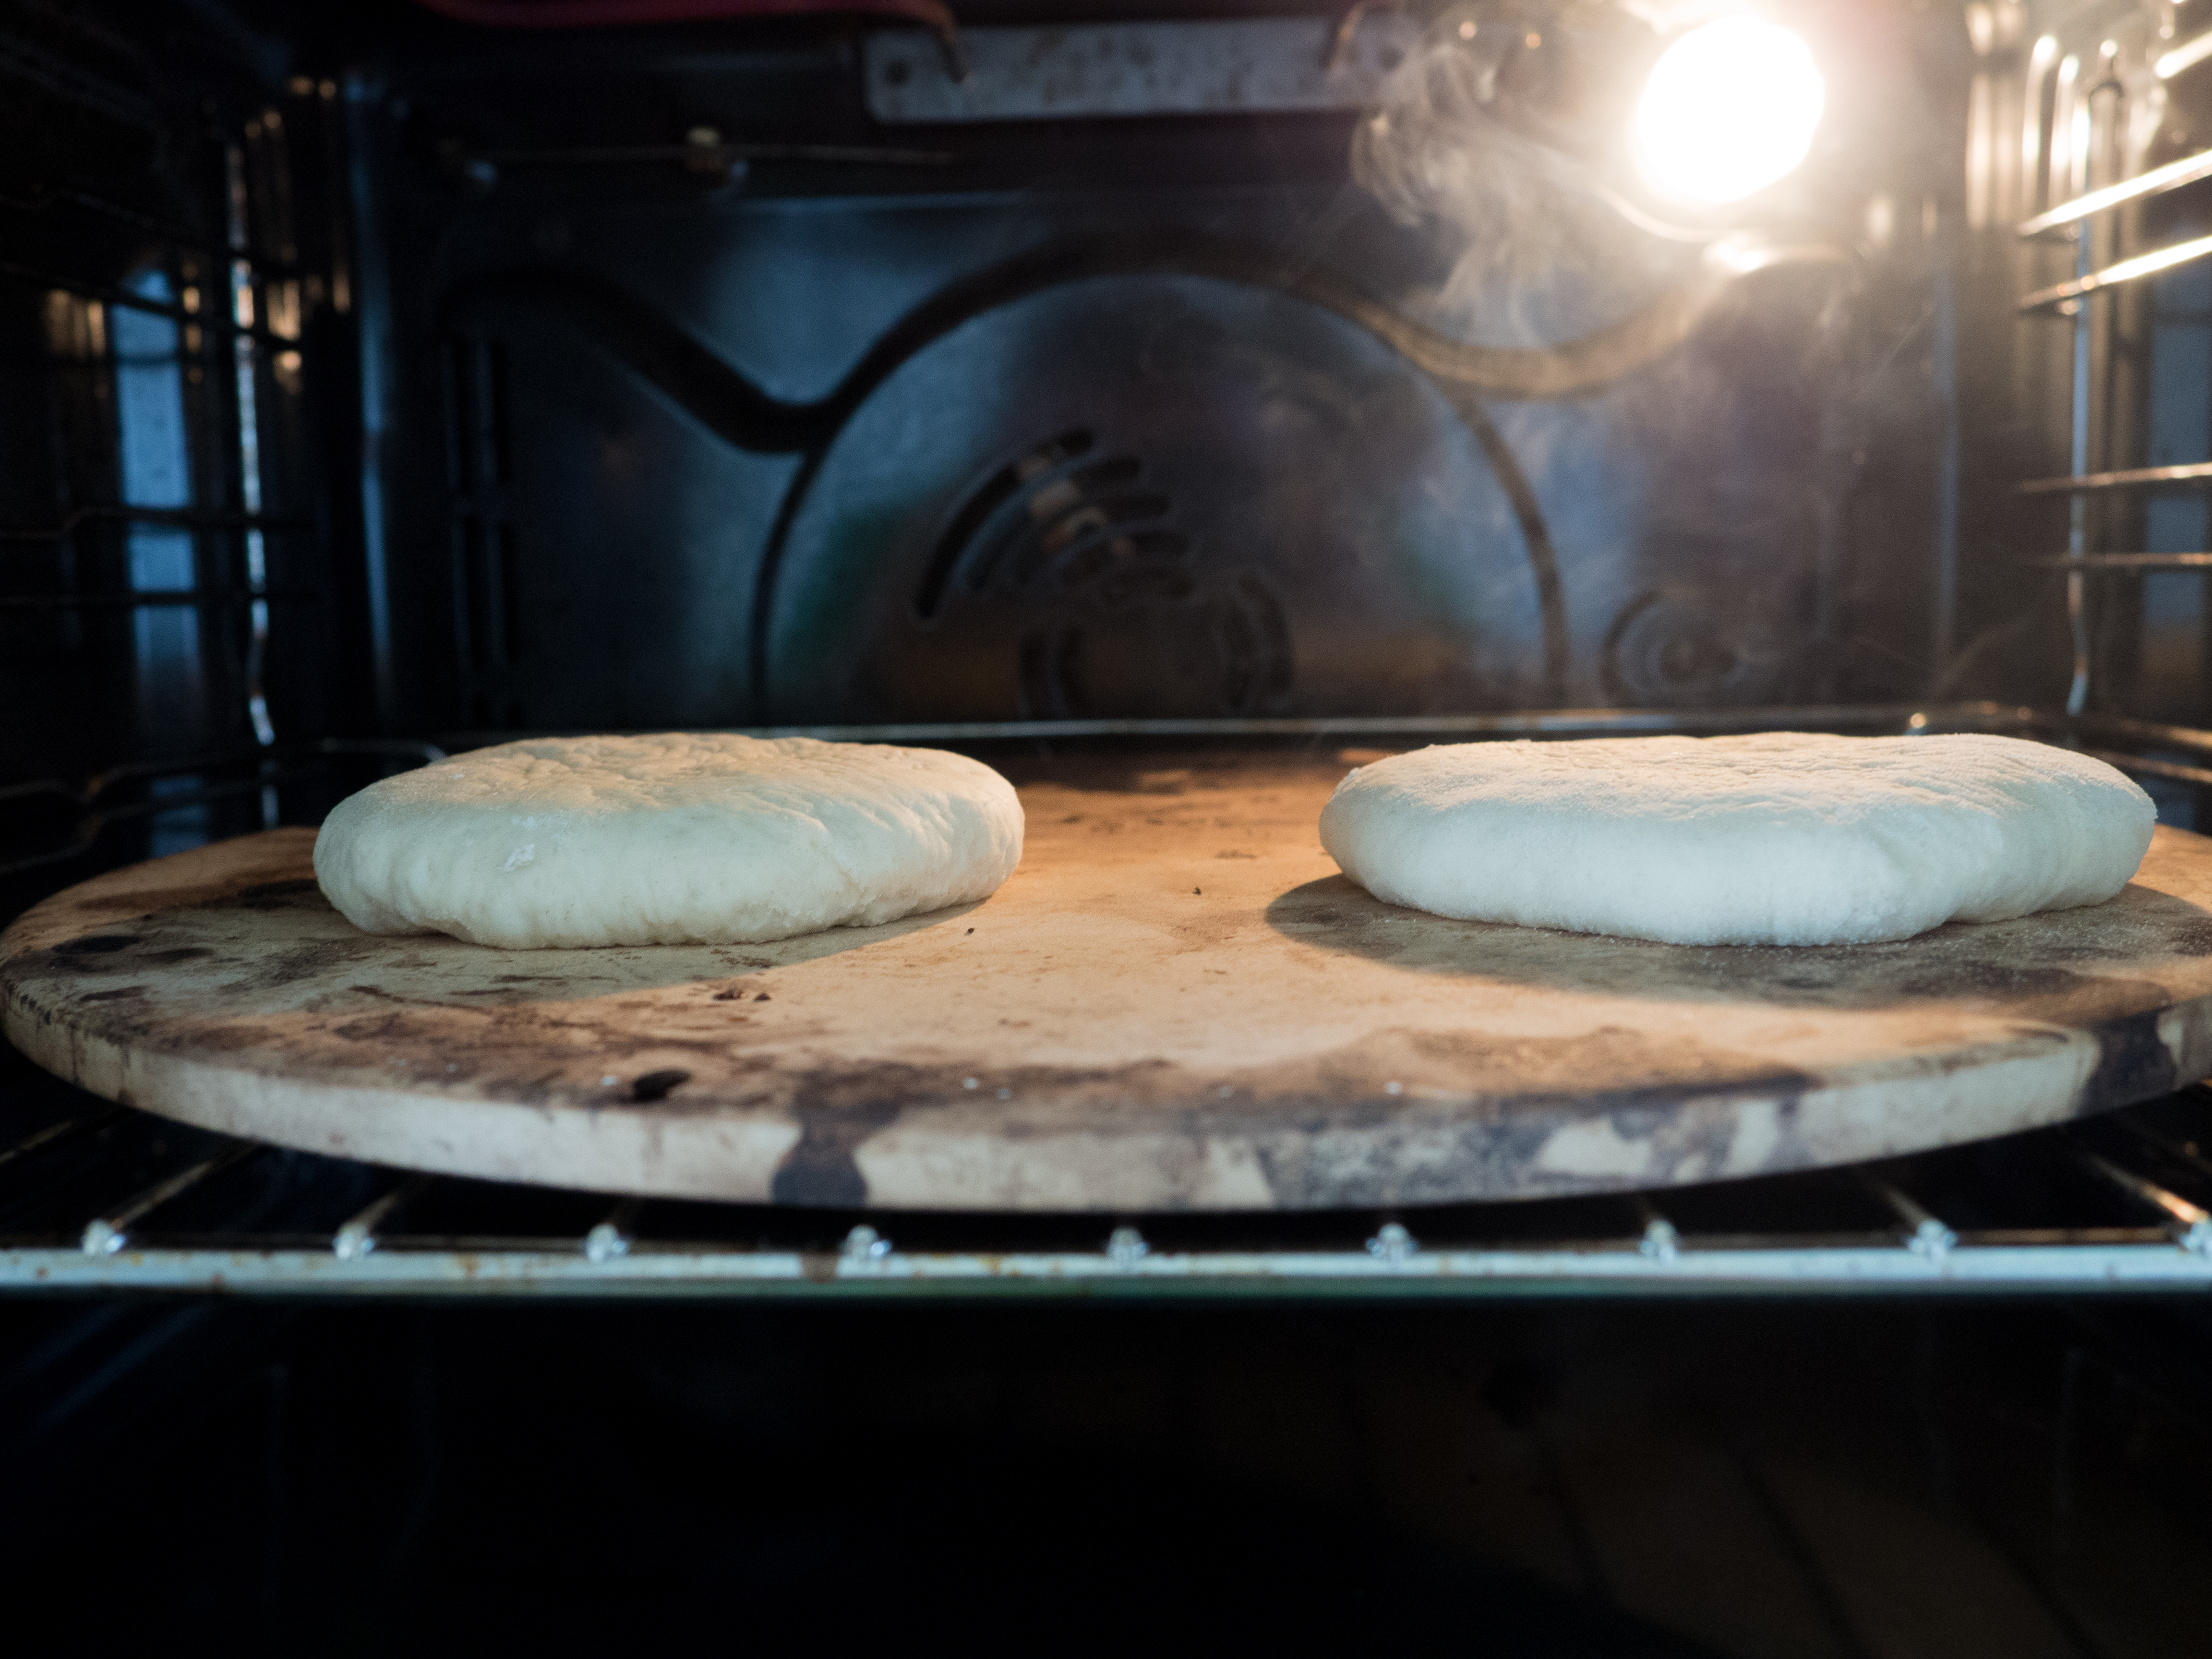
444,230,1840,715
441,229,1829,433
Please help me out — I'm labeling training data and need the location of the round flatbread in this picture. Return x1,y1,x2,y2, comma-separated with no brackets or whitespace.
1318,733,2155,946
314,734,1023,949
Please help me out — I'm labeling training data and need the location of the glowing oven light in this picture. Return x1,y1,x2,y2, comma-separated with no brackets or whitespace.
1632,15,1825,204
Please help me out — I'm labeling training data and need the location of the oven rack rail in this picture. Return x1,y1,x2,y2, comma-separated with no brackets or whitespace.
2,1094,2210,1299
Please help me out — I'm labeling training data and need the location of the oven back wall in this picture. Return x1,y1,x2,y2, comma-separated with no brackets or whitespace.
352,8,1948,737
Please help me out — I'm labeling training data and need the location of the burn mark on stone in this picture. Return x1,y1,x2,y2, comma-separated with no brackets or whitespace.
2039,943,2135,963
242,942,375,990
186,1024,278,1052
330,1012,415,1043
761,1060,994,1204
141,947,212,965
28,935,200,977
1237,1027,1827,1207
771,1098,900,1205
1896,961,2093,1002
2163,918,2212,958
229,878,324,910
629,1068,691,1103
77,888,217,914
2081,1008,2178,1108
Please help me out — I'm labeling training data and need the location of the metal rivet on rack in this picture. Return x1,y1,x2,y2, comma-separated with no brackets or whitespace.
1859,1169,1959,1258
840,1224,891,1265
79,1141,262,1256
1634,1201,1682,1263
2073,1147,2212,1253
584,1197,642,1263
1365,1221,1417,1264
332,1172,433,1261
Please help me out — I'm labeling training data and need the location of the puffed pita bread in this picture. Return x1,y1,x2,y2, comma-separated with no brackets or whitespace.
315,734,1023,949
1319,733,2154,946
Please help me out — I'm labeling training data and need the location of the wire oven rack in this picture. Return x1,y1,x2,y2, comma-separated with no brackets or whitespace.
3,1030,2209,1298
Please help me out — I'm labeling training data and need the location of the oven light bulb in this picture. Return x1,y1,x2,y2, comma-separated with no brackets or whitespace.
1632,15,1825,204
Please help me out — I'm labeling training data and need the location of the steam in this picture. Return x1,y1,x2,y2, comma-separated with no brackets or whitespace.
1350,10,1701,349
1348,5,1930,710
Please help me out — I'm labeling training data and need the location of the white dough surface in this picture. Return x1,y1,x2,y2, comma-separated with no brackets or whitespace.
1318,733,2156,946
313,734,1024,949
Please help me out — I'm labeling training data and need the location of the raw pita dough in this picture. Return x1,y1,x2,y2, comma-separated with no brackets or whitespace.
314,734,1024,949
1318,733,2154,946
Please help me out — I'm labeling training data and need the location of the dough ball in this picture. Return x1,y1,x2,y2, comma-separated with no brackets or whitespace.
313,734,1024,949
1317,733,2154,947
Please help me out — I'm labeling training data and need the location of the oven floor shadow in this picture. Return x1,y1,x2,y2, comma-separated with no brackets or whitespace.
1,1298,2206,1656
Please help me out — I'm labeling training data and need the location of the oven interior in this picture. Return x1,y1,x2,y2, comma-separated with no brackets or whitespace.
7,0,2212,1648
